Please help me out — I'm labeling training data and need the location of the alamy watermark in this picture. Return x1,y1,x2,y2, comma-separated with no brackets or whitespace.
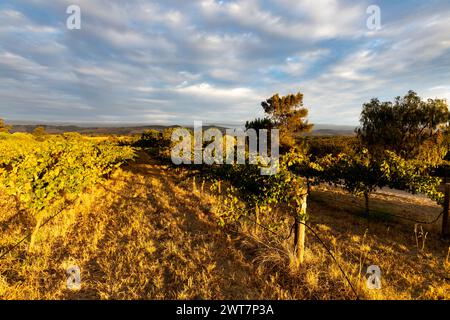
66,265,81,290
65,4,380,31
366,5,381,31
66,5,81,30
171,121,279,175
366,265,381,289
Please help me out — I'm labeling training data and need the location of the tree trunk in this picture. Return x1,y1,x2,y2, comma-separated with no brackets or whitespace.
364,191,370,215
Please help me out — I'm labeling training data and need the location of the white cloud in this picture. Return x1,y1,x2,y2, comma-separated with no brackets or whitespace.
200,0,365,40
175,82,259,100
0,0,449,125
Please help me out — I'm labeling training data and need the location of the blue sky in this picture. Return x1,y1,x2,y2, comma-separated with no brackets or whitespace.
0,0,449,126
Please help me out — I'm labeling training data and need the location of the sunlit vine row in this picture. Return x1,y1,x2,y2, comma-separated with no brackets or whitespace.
0,133,136,213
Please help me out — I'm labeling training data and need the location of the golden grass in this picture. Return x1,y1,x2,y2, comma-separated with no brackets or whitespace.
0,152,449,300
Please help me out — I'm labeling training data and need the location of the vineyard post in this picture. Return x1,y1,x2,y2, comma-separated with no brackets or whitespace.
254,205,260,234
364,191,370,215
293,193,307,264
443,184,450,238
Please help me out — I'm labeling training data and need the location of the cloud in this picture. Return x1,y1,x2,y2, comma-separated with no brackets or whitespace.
199,0,365,40
0,0,449,125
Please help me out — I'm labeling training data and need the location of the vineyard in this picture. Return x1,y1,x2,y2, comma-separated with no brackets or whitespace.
2,0,450,306
1,91,450,300
0,133,135,212
1,126,448,299
0,133,136,259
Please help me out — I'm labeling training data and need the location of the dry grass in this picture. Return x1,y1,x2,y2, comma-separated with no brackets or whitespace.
0,152,449,300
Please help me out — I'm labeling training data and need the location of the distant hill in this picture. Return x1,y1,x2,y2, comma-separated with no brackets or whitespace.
306,124,357,136
8,123,357,136
9,124,223,136
9,124,167,135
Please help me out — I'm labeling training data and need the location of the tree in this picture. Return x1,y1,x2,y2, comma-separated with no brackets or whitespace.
260,92,313,150
309,150,380,215
32,126,47,141
357,90,449,164
298,149,443,215
208,149,309,262
306,136,360,160
245,117,274,132
0,118,11,133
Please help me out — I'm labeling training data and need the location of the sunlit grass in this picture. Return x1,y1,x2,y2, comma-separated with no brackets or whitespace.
0,152,448,300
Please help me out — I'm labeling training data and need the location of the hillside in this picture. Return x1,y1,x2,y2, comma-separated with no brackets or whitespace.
7,123,356,136
1,151,448,299
9,124,181,136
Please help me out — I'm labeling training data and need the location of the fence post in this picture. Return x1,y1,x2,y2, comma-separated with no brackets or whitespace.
193,176,197,193
293,193,307,264
443,184,450,238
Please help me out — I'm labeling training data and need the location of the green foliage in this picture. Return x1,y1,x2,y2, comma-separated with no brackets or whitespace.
0,134,136,213
32,126,47,141
135,128,180,159
357,90,449,164
0,118,11,133
206,150,308,223
306,136,360,159
294,149,444,212
322,150,380,197
380,151,443,203
245,118,274,131
299,91,449,212
260,92,313,150
137,129,164,147
210,183,247,227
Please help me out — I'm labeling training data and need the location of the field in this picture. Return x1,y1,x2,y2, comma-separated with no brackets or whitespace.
2,0,450,305
1,138,449,300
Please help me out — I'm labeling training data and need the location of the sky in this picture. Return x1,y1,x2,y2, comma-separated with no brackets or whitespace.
0,0,449,126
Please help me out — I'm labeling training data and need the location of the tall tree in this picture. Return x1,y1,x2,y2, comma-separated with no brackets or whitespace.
32,126,47,141
357,90,449,163
0,118,11,133
245,117,273,132
260,92,313,150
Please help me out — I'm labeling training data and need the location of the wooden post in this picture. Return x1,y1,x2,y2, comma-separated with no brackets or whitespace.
364,191,370,215
254,205,260,234
193,176,197,193
442,184,450,238
294,219,306,264
293,194,307,263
